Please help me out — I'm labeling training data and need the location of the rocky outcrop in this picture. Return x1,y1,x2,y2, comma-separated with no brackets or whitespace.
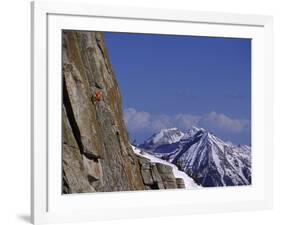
62,30,185,193
138,156,185,190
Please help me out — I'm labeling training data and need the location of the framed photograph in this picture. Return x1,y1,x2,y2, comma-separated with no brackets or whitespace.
31,1,273,224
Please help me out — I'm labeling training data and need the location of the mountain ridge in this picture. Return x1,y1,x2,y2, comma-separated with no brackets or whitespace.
139,126,251,187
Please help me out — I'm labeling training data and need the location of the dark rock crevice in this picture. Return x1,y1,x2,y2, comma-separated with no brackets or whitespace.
63,76,85,157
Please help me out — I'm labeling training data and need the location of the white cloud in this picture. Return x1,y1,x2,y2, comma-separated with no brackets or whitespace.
175,114,200,129
199,111,246,133
123,108,151,130
123,108,249,134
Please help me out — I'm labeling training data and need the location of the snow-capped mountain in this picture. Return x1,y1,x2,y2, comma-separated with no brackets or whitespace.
139,128,184,151
139,127,251,187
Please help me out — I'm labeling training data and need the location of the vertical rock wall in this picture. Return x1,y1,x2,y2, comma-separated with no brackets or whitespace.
62,31,145,193
62,30,185,193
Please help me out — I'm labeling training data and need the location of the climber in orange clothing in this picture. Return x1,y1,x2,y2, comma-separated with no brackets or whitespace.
94,91,102,102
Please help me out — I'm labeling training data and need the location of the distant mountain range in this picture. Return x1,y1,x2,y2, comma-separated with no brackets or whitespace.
138,126,251,187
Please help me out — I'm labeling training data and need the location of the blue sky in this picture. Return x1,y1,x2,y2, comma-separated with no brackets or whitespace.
104,32,251,145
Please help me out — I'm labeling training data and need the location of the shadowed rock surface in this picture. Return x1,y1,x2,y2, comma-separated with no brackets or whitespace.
62,31,185,193
137,156,185,190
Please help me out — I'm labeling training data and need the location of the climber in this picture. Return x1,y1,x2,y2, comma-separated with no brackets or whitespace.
94,91,102,102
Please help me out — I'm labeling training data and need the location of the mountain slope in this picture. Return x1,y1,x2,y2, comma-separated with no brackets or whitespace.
140,127,251,187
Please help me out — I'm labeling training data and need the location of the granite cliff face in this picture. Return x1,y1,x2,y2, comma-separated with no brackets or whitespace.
62,31,185,193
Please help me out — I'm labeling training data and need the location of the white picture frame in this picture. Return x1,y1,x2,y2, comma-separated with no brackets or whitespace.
31,1,273,224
